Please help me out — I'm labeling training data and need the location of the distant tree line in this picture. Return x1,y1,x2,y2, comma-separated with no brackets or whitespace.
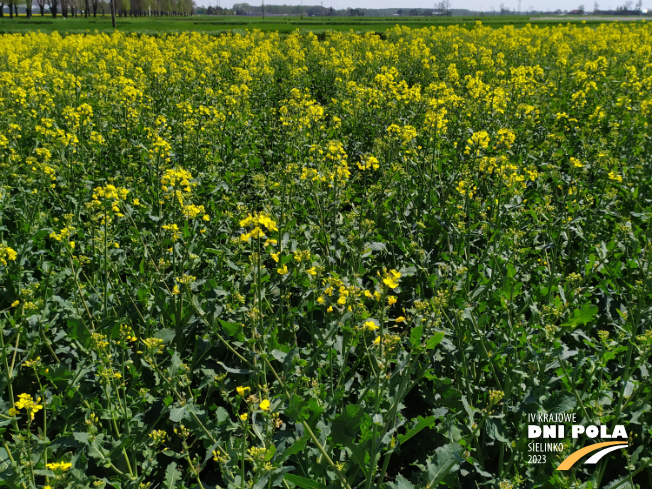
4,0,645,19
396,8,452,16
227,3,460,17
196,5,230,15
0,0,194,17
232,3,333,16
230,3,444,16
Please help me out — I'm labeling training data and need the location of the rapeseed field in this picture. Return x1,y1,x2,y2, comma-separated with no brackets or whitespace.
1,23,651,489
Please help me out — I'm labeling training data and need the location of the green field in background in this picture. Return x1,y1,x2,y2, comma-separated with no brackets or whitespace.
0,14,645,34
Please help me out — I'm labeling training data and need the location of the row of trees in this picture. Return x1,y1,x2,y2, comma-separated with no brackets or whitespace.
0,0,104,18
227,2,458,17
0,0,194,18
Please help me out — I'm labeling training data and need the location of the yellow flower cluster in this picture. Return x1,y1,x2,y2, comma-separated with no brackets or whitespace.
0,244,18,266
239,212,278,242
387,124,418,144
161,168,195,194
9,393,43,420
91,184,130,218
162,223,182,241
279,88,325,132
381,269,401,289
356,155,380,171
142,337,165,355
465,130,490,155
300,142,351,188
160,168,209,222
148,430,167,445
49,226,75,249
46,461,72,472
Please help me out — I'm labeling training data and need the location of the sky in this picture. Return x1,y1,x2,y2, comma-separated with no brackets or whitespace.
202,0,644,13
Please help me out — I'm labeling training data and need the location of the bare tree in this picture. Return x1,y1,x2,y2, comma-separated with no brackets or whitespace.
46,0,58,17
36,0,46,15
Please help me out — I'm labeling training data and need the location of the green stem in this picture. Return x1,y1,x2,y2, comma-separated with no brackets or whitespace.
0,325,21,435
558,357,590,421
263,357,353,489
103,206,108,320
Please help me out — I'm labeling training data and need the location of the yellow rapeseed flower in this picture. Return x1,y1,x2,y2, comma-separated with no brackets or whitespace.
12,393,44,420
363,321,379,331
382,269,401,289
0,244,18,266
46,462,72,472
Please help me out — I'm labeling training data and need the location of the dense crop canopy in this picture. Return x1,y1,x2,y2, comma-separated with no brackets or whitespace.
1,23,651,489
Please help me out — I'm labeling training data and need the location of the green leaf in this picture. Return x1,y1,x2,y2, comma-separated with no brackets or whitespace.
154,328,176,343
388,474,416,489
286,396,324,426
0,447,12,472
365,241,386,252
561,304,598,327
543,393,576,413
265,444,277,462
398,416,435,445
73,432,91,444
485,418,509,443
331,404,364,447
218,318,245,340
164,462,181,489
423,443,463,488
169,405,187,422
285,474,329,489
426,332,445,350
275,436,308,463
409,326,423,347
218,361,257,375
216,406,229,423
